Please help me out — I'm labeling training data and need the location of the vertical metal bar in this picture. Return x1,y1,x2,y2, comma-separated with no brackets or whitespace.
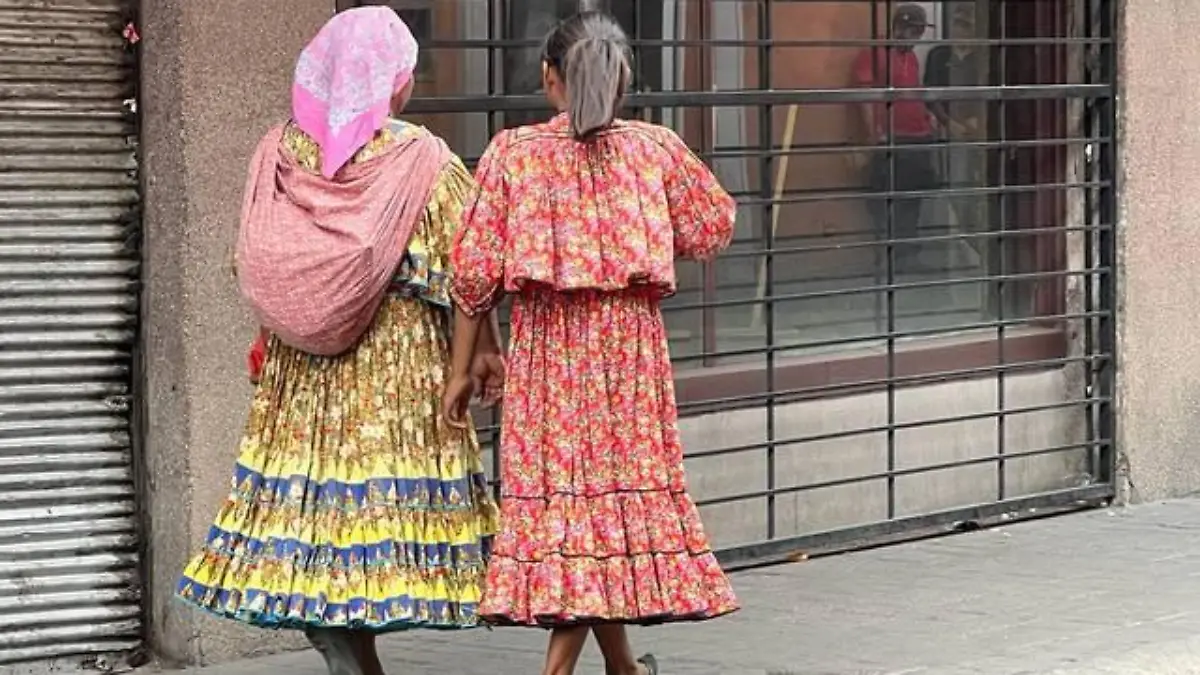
1096,0,1118,485
871,0,885,335
701,264,718,364
759,0,777,540
996,0,1010,501
631,0,643,119
670,1,680,130
884,0,898,520
1081,0,1099,484
488,0,502,502
488,0,499,136
700,1,717,365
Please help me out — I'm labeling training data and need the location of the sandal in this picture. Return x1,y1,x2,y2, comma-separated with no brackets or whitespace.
637,654,659,675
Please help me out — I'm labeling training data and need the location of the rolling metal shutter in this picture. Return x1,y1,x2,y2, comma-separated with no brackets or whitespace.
0,0,142,667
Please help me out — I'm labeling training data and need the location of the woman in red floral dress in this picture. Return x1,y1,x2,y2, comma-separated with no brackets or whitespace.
443,10,739,675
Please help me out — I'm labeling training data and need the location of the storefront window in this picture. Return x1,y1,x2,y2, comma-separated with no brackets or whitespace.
346,0,434,78
339,0,1110,411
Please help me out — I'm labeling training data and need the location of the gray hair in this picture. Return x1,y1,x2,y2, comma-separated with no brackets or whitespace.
543,11,631,139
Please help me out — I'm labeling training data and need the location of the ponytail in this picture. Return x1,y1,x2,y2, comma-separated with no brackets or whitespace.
562,36,627,139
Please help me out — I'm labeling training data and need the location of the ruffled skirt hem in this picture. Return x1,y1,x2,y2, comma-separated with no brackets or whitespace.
477,549,740,628
479,608,738,629
175,579,486,632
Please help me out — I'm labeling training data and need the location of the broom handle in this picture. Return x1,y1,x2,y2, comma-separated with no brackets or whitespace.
750,103,799,329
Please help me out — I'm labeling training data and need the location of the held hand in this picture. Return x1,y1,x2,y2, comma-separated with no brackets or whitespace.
442,373,475,430
471,352,506,407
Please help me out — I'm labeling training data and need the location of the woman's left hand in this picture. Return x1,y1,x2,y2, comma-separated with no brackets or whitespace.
442,373,475,430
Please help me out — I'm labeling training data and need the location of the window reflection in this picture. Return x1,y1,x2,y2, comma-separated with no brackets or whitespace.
501,0,567,128
342,0,1084,367
351,1,433,78
503,1,665,128
662,0,1075,366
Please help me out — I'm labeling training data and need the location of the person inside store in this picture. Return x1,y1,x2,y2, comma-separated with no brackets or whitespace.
852,2,942,274
924,2,989,234
174,7,505,675
443,10,741,675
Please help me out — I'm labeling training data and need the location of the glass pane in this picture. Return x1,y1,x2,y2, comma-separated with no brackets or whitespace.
343,0,1082,367
749,0,1074,360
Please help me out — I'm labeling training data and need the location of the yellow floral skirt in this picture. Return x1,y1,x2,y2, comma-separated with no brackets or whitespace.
176,295,498,632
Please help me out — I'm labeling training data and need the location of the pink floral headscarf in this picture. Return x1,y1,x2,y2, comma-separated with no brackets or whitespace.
291,7,419,179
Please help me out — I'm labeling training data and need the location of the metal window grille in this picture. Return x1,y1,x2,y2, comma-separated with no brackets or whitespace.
354,0,1117,569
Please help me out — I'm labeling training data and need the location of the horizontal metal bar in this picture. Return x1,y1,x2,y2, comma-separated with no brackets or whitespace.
711,224,1113,259
0,604,140,633
419,36,1111,51
669,310,1111,365
0,500,135,526
459,136,1113,170
0,534,135,560
686,396,1110,461
666,266,1111,312
697,439,1109,508
0,618,140,654
406,84,1111,114
714,484,1114,570
0,552,135,577
740,180,1109,208
719,220,1083,246
781,351,1110,401
705,135,1111,161
471,351,1112,432
0,639,141,667
687,352,1109,411
0,587,137,613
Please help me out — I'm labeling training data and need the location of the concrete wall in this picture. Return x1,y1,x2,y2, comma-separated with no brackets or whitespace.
1116,0,1200,502
138,0,333,665
680,370,1089,550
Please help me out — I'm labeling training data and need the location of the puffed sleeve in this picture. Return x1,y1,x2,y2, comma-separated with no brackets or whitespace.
449,131,512,316
660,127,737,261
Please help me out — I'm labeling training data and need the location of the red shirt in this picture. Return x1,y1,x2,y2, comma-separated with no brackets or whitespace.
852,47,933,139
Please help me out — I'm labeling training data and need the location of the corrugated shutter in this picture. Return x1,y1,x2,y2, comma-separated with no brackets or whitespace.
0,0,141,667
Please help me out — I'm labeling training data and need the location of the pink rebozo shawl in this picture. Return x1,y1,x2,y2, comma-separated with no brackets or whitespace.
235,9,451,356
292,6,418,179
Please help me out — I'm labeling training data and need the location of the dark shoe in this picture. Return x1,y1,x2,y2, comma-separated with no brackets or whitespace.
637,654,659,675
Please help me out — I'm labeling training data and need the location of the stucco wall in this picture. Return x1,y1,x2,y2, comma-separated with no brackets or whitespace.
1115,0,1200,502
139,0,334,665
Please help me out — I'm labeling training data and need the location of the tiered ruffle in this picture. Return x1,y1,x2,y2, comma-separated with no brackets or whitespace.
480,490,738,626
177,295,498,632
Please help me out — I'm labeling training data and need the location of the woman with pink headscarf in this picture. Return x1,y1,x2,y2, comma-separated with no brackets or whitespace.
174,8,502,674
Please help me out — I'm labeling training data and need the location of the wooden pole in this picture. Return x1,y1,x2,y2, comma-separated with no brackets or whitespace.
750,103,799,329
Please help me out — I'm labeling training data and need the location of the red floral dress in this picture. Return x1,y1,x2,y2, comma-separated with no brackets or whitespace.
450,113,740,627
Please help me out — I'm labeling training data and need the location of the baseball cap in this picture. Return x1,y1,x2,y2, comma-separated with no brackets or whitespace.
894,4,934,28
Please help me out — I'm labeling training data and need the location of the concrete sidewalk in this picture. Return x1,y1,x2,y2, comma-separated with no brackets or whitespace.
163,499,1200,675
